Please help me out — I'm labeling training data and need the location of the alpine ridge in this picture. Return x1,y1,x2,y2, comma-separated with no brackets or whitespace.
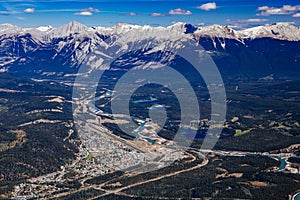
0,21,299,80
1,21,300,41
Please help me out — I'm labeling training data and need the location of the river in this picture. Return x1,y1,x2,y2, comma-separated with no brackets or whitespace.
272,156,287,172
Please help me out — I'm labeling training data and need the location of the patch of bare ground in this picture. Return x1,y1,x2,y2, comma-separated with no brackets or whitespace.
249,181,268,187
0,130,27,152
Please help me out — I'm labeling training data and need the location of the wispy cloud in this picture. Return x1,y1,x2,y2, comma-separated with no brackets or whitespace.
0,11,11,15
257,5,300,16
226,18,269,30
0,4,32,15
227,23,259,30
82,7,100,13
16,16,25,20
150,12,166,17
38,9,77,13
293,13,300,18
168,8,192,15
24,8,35,13
197,2,217,11
237,18,269,23
75,7,100,16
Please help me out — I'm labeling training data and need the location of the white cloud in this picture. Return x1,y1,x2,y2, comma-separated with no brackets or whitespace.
24,8,35,13
75,7,100,16
75,11,92,16
168,8,192,15
237,18,269,23
126,12,137,16
150,12,166,17
82,7,100,13
257,6,270,11
197,2,217,11
257,5,300,16
293,13,300,18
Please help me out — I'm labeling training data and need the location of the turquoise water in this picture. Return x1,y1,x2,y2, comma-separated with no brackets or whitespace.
294,193,300,200
245,154,287,172
273,156,287,172
133,97,158,104
149,106,165,111
132,119,156,144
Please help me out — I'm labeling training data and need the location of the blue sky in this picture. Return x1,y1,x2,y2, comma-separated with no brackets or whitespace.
0,0,299,28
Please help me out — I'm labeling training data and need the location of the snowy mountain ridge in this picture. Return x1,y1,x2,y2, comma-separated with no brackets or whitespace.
0,21,299,79
1,21,300,41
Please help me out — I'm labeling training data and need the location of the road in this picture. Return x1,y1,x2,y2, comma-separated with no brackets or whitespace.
48,152,208,199
89,155,209,199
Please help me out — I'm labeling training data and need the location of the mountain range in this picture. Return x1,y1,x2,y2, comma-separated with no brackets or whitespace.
0,21,300,80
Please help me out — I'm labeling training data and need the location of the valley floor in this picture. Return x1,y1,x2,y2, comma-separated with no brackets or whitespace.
11,143,300,200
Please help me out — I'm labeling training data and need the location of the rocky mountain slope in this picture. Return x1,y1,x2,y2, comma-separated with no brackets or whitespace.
0,21,299,80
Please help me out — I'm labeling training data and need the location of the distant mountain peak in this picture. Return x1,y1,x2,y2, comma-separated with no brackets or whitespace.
51,21,88,37
0,21,299,79
167,22,187,32
67,21,86,28
0,23,22,35
240,22,300,41
0,21,299,42
112,23,142,34
195,24,238,39
271,22,295,27
0,23,16,27
36,25,53,32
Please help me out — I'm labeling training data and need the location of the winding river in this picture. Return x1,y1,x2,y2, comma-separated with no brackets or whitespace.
272,156,287,172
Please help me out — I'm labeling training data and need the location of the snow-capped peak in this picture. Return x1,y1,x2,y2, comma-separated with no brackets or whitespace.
194,24,238,39
166,22,197,34
36,25,53,32
50,21,88,37
0,23,17,27
167,22,186,32
0,22,299,42
0,23,23,34
111,23,142,35
239,22,300,41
